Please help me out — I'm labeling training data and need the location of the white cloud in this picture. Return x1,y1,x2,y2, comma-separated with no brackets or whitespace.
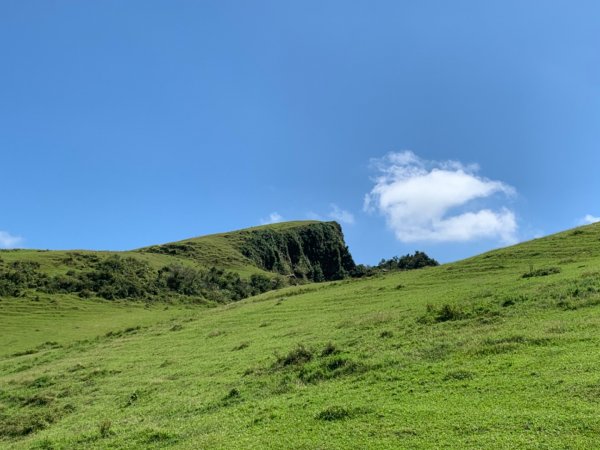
579,214,600,225
307,205,355,225
328,204,355,225
260,212,284,225
0,231,23,248
580,214,600,225
364,151,517,243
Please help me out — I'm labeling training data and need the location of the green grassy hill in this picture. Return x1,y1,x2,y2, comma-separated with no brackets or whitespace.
0,221,354,358
138,220,355,279
0,221,354,310
0,220,352,277
2,222,600,448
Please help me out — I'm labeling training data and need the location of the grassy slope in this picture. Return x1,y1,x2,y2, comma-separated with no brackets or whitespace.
0,221,323,280
2,223,600,448
0,296,195,358
0,221,332,358
137,220,322,276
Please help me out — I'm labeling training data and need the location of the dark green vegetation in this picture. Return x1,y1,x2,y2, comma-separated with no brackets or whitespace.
2,222,600,448
351,251,439,278
140,220,355,282
0,221,353,304
376,251,439,271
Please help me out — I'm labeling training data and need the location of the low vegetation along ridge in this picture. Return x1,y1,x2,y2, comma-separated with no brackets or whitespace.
142,221,357,282
0,221,356,304
0,221,434,305
2,221,600,448
0,255,283,304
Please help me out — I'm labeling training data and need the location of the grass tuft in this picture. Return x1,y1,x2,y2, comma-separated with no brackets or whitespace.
522,267,561,278
98,419,112,438
320,342,340,356
232,341,249,351
315,405,357,421
274,344,313,367
443,370,475,381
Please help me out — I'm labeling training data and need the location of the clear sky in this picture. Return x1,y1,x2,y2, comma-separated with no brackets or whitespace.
1,1,599,264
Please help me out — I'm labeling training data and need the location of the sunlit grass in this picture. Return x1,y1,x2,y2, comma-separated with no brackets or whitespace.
2,223,600,448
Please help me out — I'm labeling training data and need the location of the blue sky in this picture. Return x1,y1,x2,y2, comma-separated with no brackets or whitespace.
1,1,599,264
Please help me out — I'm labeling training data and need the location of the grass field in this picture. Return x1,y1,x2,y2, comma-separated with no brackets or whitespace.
2,222,600,448
0,295,195,358
0,221,326,284
0,220,355,310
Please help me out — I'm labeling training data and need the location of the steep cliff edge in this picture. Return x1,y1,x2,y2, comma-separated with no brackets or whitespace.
236,221,355,281
0,221,356,303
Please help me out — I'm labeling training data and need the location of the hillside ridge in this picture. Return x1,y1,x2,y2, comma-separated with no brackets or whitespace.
0,221,354,303
2,223,600,448
138,220,355,280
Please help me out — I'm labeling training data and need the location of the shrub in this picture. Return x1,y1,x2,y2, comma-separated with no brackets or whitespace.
417,303,471,324
377,251,439,271
350,264,372,278
500,294,529,307
299,353,366,384
250,274,273,294
0,413,49,437
275,344,313,367
522,267,561,278
223,388,241,400
0,261,47,297
125,391,139,407
99,419,112,438
443,370,474,381
435,304,468,322
21,394,54,407
0,278,21,297
349,251,439,278
89,256,155,299
315,406,353,421
40,255,281,303
142,429,177,444
157,264,204,295
1,246,298,303
320,342,339,357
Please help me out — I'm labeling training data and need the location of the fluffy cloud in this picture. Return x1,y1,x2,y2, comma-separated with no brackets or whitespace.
580,214,600,225
307,204,355,225
0,230,23,248
328,204,355,225
260,212,284,225
364,151,517,243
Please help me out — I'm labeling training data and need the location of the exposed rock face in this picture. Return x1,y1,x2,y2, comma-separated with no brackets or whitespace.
237,222,355,281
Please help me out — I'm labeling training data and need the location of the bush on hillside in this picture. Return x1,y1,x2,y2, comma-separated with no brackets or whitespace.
0,261,48,297
377,251,439,271
522,267,561,279
157,264,204,296
274,344,313,367
238,222,356,282
249,273,272,294
349,251,439,278
84,256,156,299
39,256,284,303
